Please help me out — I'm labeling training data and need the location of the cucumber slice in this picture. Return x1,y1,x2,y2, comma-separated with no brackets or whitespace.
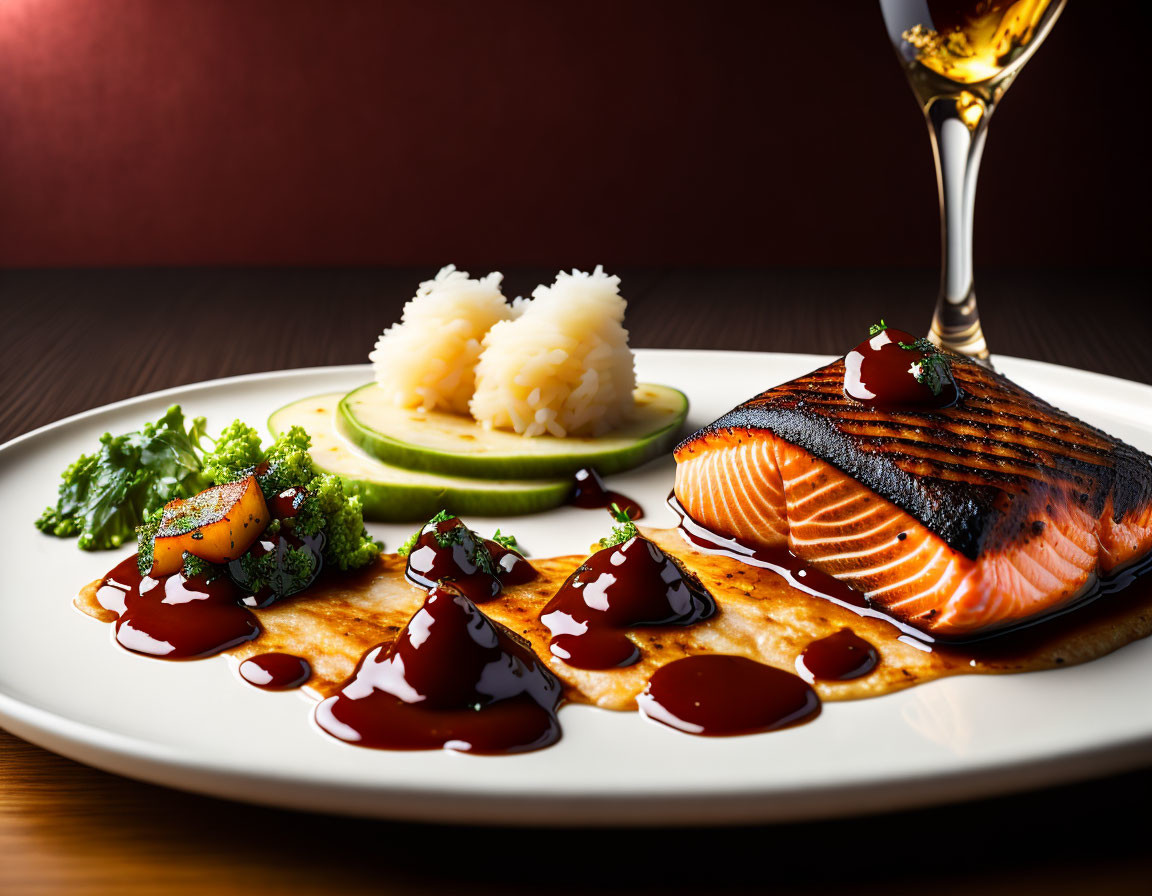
338,382,688,478
268,394,572,521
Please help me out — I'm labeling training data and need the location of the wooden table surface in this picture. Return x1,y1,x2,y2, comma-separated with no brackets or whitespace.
1,267,1149,895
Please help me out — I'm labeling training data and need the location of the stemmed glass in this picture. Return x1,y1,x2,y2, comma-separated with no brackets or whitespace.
879,0,1066,362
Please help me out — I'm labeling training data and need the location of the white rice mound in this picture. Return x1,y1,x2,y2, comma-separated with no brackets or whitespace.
469,266,637,437
369,265,514,414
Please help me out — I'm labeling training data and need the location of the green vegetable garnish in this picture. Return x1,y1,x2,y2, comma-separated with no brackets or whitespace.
203,423,380,572
598,502,639,549
179,552,219,581
398,510,452,557
228,538,323,597
201,420,263,486
491,529,521,552
896,336,953,396
869,319,888,337
36,405,211,551
38,404,381,594
397,511,516,578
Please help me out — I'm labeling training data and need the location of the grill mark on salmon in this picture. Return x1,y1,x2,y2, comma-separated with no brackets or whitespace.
674,355,1152,637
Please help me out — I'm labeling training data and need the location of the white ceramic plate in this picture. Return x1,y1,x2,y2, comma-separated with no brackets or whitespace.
2,350,1150,825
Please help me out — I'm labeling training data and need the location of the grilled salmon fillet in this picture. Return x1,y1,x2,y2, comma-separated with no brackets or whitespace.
674,356,1152,637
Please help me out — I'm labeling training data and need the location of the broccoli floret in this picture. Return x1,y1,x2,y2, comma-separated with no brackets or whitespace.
132,417,377,582
135,508,163,575
306,474,381,570
181,553,222,580
202,420,264,485
228,539,321,598
255,426,318,497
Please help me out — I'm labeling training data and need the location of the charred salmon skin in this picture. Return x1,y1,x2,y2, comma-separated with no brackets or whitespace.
674,354,1152,637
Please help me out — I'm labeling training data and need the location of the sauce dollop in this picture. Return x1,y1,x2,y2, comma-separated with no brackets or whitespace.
570,467,643,520
797,628,879,681
239,652,312,690
315,584,562,754
540,535,716,669
638,654,820,736
405,516,536,603
97,554,260,659
843,327,959,409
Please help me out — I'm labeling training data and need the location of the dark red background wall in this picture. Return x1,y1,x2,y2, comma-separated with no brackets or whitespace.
0,0,1145,268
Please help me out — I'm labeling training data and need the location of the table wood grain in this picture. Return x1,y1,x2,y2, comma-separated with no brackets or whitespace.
1,267,1150,895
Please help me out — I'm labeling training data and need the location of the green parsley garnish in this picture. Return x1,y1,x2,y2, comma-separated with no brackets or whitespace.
398,510,452,557
396,510,506,578
896,336,953,396
433,523,466,549
598,502,639,549
491,529,521,552
869,319,888,337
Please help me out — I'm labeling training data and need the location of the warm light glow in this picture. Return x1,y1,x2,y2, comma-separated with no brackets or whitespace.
954,90,985,129
901,0,1054,84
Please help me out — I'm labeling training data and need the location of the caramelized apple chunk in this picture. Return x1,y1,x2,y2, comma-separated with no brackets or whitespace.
149,476,270,576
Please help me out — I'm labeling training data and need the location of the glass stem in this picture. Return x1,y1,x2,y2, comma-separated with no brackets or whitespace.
925,96,992,362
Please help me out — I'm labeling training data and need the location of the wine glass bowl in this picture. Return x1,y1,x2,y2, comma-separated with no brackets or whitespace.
879,0,1067,362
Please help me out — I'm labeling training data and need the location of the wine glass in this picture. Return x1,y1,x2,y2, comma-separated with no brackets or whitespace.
879,0,1067,362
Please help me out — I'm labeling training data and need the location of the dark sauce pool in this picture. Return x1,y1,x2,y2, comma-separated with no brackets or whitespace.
315,585,562,754
797,629,880,682
78,502,1152,754
96,554,260,659
638,654,821,736
239,652,312,690
570,467,643,520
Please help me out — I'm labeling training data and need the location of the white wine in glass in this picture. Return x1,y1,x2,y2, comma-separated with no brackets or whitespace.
879,0,1066,361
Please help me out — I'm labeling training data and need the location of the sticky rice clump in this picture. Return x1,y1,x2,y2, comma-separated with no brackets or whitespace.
369,265,514,414
470,267,637,437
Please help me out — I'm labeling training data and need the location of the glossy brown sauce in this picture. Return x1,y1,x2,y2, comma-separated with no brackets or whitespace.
797,629,880,682
539,535,715,669
315,585,562,754
94,554,260,659
404,516,536,603
843,327,959,409
638,654,820,736
239,652,312,690
570,467,643,520
267,486,308,520
75,519,1152,750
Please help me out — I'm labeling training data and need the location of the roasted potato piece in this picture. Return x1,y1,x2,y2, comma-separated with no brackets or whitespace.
150,476,270,576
